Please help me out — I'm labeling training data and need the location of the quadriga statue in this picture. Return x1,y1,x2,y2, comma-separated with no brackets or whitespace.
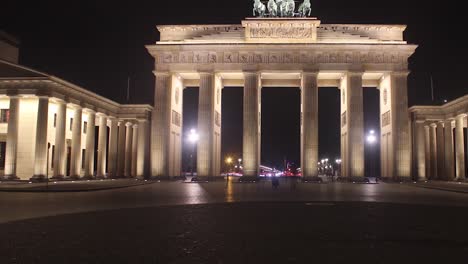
281,0,295,17
267,0,278,17
253,0,266,17
298,0,312,17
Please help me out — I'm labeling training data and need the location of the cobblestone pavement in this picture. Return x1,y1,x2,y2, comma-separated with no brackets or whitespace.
1,202,467,263
1,179,468,263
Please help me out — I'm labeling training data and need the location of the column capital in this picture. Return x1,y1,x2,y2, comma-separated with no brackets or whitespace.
242,71,260,77
391,71,411,77
96,112,107,118
301,71,319,77
153,71,171,77
346,71,364,77
198,71,214,77
83,108,96,114
51,97,66,105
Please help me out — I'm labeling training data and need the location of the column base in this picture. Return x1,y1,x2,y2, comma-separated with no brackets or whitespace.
150,176,186,181
1,175,20,181
50,175,65,181
238,176,259,182
30,175,48,182
191,176,223,182
336,176,370,183
69,175,81,180
96,175,107,180
81,175,96,180
380,176,413,183
301,176,323,183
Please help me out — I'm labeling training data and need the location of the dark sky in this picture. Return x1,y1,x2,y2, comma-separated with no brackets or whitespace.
3,0,467,171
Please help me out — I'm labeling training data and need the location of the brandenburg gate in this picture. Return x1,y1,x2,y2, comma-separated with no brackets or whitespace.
146,17,417,181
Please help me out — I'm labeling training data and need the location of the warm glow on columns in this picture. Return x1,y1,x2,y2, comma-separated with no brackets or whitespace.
455,114,466,180
33,96,49,178
301,71,319,178
242,72,261,177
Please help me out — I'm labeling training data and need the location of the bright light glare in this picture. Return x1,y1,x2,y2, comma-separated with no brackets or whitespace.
367,134,377,144
188,129,199,143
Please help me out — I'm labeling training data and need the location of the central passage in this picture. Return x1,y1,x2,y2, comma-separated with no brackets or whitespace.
261,88,301,171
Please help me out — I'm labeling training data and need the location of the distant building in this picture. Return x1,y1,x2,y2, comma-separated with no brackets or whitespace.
0,36,151,180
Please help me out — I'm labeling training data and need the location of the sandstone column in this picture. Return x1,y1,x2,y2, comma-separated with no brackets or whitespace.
151,72,171,177
96,114,107,179
301,71,319,179
136,119,149,177
414,120,426,181
242,72,261,179
131,123,138,177
429,123,437,180
107,117,118,178
69,105,82,179
124,122,133,177
424,124,431,179
379,72,411,180
83,110,96,179
197,72,221,179
436,122,445,180
151,72,183,179
117,120,126,177
52,100,67,179
31,96,49,181
341,72,364,178
3,96,20,179
444,120,454,180
455,114,466,180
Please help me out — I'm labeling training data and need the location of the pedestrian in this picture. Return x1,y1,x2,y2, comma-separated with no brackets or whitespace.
272,177,279,189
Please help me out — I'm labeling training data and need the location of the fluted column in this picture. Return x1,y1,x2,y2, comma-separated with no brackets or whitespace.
424,125,431,179
436,122,445,180
69,106,82,179
242,72,261,178
197,72,217,178
131,123,138,177
341,72,364,178
137,119,149,177
52,100,67,179
117,120,126,177
107,117,118,178
30,96,49,180
151,72,171,177
124,122,133,177
444,120,454,180
83,110,96,179
414,121,426,181
301,71,319,179
3,96,20,180
455,114,466,180
429,123,437,180
96,114,107,179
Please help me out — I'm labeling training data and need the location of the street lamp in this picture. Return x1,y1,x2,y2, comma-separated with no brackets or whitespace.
366,129,377,179
187,129,199,176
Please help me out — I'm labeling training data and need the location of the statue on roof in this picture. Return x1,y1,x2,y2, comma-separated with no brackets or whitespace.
298,0,312,17
253,0,267,17
253,0,312,18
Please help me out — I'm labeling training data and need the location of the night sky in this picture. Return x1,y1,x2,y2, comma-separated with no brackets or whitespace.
3,0,467,171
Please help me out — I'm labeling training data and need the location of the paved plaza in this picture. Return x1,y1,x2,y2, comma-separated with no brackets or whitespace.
1,180,468,263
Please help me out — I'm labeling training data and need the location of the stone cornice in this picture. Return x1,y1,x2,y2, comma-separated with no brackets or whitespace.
409,94,468,120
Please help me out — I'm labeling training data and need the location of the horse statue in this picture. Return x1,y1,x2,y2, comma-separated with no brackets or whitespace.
279,0,295,17
298,0,312,17
253,0,266,17
267,0,278,17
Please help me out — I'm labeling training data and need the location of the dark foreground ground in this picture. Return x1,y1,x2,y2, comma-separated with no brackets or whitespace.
1,201,468,264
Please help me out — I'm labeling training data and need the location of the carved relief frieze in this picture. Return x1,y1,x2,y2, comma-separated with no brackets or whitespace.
157,50,405,65
249,27,314,39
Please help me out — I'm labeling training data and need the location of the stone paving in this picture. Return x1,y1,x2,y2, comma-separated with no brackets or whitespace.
1,179,468,263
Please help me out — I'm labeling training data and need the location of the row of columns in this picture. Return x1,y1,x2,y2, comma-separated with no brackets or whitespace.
2,96,149,180
415,114,466,181
152,71,411,180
